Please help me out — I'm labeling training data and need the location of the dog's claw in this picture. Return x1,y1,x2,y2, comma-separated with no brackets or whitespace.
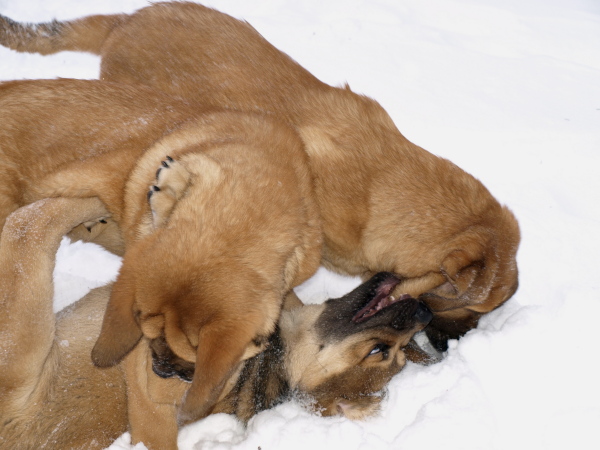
155,157,174,180
82,217,110,233
147,185,161,202
148,157,191,228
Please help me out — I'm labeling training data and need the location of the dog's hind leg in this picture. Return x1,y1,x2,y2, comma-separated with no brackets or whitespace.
0,197,109,412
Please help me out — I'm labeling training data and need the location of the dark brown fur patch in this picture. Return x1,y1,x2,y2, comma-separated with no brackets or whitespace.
213,327,289,422
314,273,430,342
306,360,402,416
0,16,64,52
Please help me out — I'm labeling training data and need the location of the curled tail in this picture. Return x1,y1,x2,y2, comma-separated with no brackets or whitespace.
0,13,127,55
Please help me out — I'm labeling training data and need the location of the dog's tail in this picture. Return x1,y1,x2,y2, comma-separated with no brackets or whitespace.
0,13,126,55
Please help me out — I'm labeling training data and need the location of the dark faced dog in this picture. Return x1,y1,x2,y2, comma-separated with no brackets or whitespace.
149,272,433,422
0,2,520,350
0,198,431,449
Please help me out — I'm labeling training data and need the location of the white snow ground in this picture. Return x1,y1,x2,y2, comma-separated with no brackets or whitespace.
1,0,599,449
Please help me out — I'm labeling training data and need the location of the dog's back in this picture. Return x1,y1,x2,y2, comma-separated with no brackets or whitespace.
1,3,324,112
0,78,204,229
0,2,520,351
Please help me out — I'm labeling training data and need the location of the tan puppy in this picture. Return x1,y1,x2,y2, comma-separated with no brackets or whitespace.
0,78,322,446
0,198,431,449
0,2,521,350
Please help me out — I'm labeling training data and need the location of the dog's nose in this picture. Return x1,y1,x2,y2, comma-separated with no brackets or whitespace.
414,302,433,324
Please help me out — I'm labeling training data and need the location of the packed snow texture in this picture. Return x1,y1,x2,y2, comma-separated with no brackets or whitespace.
1,0,599,449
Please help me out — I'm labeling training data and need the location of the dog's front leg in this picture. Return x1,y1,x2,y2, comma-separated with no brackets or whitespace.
124,343,180,450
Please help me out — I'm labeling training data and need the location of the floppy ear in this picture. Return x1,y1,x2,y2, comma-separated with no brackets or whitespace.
440,225,488,274
393,227,489,303
176,319,256,425
91,268,143,367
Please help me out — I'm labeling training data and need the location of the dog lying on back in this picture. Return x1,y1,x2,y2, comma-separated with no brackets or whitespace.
0,197,432,449
0,78,322,447
0,2,520,350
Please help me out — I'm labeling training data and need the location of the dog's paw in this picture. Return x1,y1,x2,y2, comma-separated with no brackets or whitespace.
67,216,125,254
333,395,382,420
82,217,109,232
147,156,191,228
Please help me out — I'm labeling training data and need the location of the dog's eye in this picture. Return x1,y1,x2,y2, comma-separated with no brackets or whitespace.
368,343,390,358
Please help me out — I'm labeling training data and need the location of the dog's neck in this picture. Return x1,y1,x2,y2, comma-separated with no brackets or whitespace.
213,326,290,422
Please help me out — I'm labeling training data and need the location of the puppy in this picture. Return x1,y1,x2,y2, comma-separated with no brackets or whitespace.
0,2,521,350
0,78,322,447
0,198,431,449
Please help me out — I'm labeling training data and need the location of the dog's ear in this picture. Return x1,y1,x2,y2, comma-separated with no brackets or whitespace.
91,267,142,367
441,226,488,277
176,319,257,425
393,227,489,307
421,228,489,309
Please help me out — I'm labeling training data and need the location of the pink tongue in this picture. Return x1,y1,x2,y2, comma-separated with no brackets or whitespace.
352,285,412,323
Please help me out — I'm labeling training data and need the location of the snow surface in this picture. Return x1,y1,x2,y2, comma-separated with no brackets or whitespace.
1,0,599,449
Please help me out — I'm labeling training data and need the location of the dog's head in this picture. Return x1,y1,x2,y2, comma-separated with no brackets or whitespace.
403,205,521,351
359,199,520,352
280,272,432,419
91,227,277,424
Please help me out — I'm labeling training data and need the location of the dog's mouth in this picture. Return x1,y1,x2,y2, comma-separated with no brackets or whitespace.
352,275,412,323
150,336,195,382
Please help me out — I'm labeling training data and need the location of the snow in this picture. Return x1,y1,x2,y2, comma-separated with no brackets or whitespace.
1,0,599,449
